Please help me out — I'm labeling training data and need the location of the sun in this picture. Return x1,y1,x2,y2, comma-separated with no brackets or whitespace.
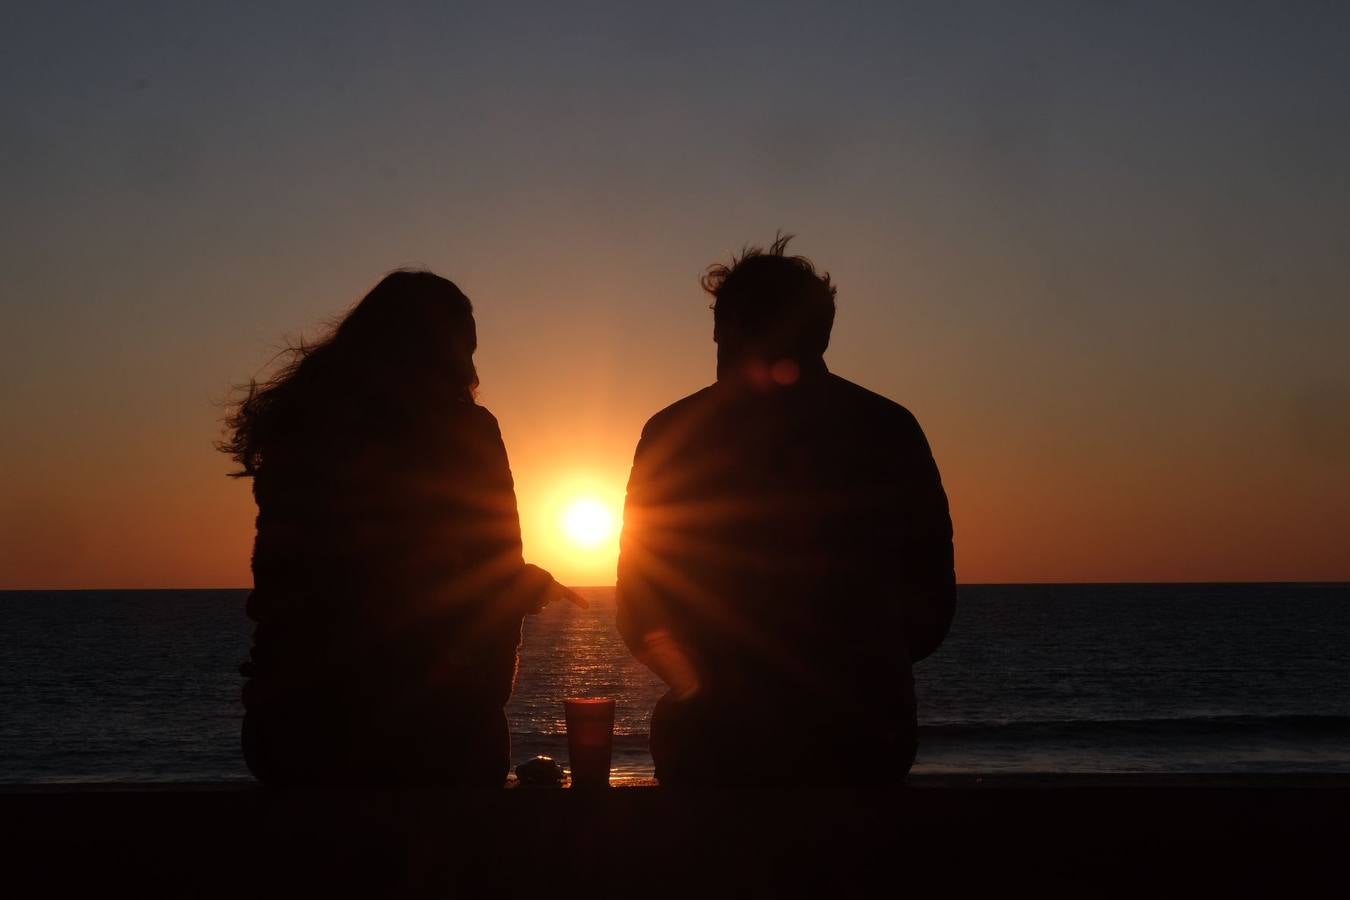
561,497,616,549
524,475,624,583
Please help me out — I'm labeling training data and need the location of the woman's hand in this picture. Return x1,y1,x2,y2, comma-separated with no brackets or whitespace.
520,563,588,613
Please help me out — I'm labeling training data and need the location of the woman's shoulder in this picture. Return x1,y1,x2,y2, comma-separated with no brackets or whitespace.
435,401,500,438
464,402,500,430
414,401,504,459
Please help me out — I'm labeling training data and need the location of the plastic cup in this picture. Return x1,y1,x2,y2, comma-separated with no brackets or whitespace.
564,698,615,788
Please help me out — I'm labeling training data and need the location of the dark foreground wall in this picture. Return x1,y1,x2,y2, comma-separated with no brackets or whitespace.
4,775,1346,898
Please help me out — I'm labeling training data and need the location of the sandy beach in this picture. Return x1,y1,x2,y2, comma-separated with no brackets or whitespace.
6,775,1345,896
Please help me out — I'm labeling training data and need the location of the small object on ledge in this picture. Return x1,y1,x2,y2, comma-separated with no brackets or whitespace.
515,755,565,787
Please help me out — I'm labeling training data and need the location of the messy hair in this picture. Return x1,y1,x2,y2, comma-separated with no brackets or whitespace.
701,233,837,359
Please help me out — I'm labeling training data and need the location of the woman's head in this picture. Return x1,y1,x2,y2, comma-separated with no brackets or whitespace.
221,270,479,476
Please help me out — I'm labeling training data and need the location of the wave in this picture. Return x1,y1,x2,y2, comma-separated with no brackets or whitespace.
513,715,1350,747
918,714,1350,741
510,732,651,749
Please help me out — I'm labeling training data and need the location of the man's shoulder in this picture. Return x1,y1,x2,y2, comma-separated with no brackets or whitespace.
825,373,922,431
640,383,721,438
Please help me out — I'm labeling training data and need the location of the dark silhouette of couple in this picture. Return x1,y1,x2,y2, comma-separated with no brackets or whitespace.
223,236,955,787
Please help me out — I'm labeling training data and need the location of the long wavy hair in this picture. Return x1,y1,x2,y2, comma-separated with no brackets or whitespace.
220,270,479,477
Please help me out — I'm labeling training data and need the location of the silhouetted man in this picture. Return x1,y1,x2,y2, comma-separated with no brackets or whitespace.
617,236,955,785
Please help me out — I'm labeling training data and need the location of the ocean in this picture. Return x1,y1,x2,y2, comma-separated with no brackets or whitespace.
3,584,1349,783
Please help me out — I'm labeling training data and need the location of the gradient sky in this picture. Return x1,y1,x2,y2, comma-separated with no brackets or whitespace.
2,2,1348,588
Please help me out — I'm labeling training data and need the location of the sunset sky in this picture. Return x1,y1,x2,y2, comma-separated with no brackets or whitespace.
2,2,1348,588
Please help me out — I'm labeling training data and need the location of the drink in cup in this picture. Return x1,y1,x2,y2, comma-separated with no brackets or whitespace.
564,698,615,788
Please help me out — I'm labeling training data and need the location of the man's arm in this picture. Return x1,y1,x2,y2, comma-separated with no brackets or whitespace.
893,411,956,663
616,422,701,698
616,423,672,653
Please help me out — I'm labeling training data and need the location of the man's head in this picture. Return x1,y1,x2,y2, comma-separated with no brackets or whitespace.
702,234,836,380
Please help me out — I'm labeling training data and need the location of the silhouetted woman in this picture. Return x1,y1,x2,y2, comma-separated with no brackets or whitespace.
221,270,578,786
